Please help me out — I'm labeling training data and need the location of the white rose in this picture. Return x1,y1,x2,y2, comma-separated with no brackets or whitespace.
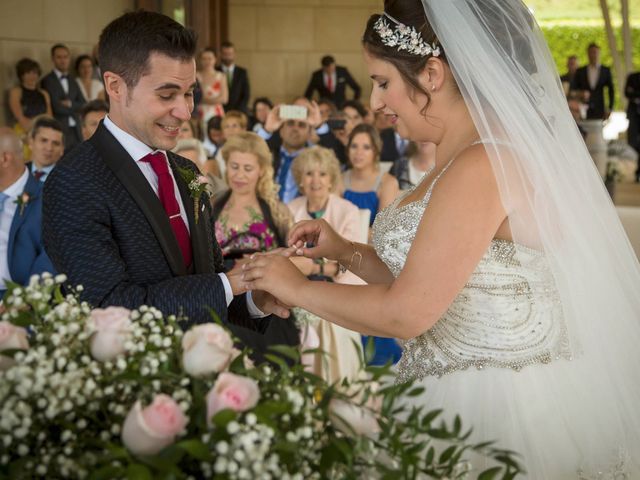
89,307,132,361
329,399,380,437
182,324,234,377
0,321,29,370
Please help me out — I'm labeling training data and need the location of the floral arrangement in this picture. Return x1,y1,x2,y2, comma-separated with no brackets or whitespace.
215,207,276,256
0,274,523,479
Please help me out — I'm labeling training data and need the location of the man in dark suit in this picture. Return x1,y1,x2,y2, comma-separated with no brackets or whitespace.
0,128,55,298
304,55,361,109
40,44,85,150
42,11,298,361
625,71,640,181
380,126,409,164
218,41,250,114
571,43,614,120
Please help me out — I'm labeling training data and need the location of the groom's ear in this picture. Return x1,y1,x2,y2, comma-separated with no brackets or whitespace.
103,71,127,105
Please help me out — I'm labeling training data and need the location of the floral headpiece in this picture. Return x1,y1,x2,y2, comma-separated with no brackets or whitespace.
374,12,441,58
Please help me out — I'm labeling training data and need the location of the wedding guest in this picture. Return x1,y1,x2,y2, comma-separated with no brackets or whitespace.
390,141,436,191
218,41,250,114
560,55,578,94
212,132,292,270
304,55,361,108
625,71,640,181
196,47,228,126
571,43,614,120
343,123,399,227
0,128,54,298
41,43,85,149
26,116,64,183
288,146,364,383
80,99,108,140
318,98,337,123
203,116,223,157
8,58,52,135
215,110,249,179
251,97,273,133
380,125,409,163
75,55,105,101
177,119,201,141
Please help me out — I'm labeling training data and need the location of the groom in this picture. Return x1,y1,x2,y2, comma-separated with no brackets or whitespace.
42,11,298,359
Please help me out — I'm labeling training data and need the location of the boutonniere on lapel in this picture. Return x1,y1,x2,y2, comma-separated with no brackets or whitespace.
15,192,31,216
176,167,213,224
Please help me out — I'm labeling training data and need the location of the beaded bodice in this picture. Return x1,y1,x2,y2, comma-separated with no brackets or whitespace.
372,161,571,382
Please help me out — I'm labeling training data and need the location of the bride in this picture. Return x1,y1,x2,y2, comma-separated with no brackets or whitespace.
243,0,640,477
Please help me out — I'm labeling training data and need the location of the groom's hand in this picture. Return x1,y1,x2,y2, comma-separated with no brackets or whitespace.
252,290,291,318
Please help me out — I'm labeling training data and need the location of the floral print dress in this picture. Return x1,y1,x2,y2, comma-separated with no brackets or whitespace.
214,206,277,258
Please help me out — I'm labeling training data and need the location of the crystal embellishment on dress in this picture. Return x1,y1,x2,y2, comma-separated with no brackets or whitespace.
372,158,572,382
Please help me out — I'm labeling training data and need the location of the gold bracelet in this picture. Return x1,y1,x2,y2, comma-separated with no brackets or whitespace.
338,242,363,274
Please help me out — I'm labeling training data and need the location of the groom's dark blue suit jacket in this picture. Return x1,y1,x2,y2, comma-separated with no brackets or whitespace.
42,122,298,359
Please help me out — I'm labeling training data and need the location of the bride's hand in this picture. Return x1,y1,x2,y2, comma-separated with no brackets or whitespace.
242,254,308,307
287,219,350,261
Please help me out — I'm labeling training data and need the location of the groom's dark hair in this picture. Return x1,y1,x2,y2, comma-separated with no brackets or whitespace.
98,10,197,88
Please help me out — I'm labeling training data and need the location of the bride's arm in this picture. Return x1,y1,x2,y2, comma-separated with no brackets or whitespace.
243,147,507,338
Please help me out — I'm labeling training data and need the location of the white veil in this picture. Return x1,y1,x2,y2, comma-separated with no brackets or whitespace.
418,0,640,473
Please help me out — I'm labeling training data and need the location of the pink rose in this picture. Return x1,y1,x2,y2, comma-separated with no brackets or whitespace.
299,323,320,372
121,394,187,456
182,324,234,377
248,222,267,236
197,175,209,185
89,307,132,361
0,321,29,370
206,372,260,425
329,399,380,437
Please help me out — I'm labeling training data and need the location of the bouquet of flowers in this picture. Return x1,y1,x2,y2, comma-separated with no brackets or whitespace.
0,274,523,479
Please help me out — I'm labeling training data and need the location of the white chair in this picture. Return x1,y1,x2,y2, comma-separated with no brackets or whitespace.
358,209,371,243
616,206,640,259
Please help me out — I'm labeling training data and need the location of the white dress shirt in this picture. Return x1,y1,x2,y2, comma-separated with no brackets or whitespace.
54,68,76,127
0,168,29,290
587,64,600,91
29,162,55,183
103,116,264,315
323,71,337,92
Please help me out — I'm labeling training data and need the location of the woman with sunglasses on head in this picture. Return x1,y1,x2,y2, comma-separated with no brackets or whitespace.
243,1,640,476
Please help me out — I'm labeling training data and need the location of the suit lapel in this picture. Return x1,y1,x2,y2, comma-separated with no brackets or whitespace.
167,154,213,274
7,173,40,264
89,123,187,276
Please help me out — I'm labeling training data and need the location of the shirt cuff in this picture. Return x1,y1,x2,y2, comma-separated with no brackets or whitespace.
246,291,268,319
257,127,272,141
315,122,329,135
218,273,234,307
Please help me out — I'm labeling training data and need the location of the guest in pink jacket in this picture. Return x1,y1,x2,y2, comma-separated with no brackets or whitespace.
288,146,365,383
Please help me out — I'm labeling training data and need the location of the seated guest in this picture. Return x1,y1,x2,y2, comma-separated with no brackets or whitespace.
251,97,273,133
332,100,367,152
177,119,202,141
259,97,342,202
216,110,249,178
8,58,52,136
80,99,108,140
26,116,65,183
389,141,436,191
212,132,292,269
380,125,409,164
288,146,364,383
0,128,55,297
203,116,223,157
343,123,399,227
75,55,105,101
318,98,337,124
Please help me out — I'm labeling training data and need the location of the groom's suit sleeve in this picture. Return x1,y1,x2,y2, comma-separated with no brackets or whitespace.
42,146,231,326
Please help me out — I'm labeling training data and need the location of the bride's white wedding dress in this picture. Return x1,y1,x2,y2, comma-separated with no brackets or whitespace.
372,158,638,479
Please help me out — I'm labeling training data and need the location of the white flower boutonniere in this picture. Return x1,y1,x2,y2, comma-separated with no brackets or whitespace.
176,167,213,224
15,192,31,216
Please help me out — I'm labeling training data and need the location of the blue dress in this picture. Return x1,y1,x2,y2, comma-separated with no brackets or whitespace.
342,169,402,366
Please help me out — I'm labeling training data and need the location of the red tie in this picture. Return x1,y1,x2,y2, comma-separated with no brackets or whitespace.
327,74,333,93
141,152,192,269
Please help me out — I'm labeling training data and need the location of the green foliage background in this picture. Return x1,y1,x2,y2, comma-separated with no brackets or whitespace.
523,1,640,109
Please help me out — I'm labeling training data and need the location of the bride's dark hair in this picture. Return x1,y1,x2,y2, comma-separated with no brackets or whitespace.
362,0,448,115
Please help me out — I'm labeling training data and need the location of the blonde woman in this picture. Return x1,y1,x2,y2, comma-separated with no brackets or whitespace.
212,132,292,270
288,146,364,383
